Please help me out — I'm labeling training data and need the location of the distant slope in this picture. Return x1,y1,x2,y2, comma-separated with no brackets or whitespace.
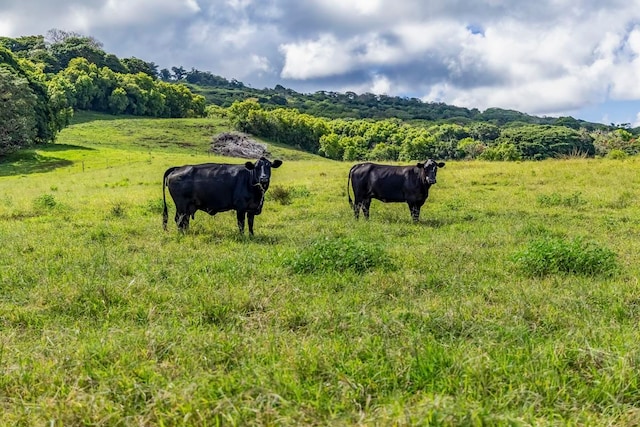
184,79,610,131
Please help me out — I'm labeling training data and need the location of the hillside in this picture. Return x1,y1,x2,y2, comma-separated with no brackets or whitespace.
185,80,607,129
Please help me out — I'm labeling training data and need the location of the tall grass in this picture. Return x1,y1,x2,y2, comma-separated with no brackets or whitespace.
1,114,640,425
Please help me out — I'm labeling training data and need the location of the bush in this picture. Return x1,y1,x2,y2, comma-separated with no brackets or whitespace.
291,236,394,274
269,185,292,205
33,194,57,211
607,149,628,160
478,142,521,161
267,185,310,205
513,237,618,277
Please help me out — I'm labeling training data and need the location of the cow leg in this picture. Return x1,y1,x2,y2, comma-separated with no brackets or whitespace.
236,211,246,234
362,199,371,220
176,212,190,232
408,203,421,223
353,199,361,219
247,213,255,236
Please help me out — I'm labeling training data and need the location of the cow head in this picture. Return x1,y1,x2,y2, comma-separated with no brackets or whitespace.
244,157,283,190
417,159,445,185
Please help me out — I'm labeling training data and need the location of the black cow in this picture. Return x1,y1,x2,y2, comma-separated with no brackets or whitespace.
347,159,445,222
162,157,282,235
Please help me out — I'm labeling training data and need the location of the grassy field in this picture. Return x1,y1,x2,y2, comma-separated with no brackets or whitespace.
1,113,640,425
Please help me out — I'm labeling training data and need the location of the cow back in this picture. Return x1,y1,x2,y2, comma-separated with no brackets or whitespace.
351,163,427,203
167,163,261,214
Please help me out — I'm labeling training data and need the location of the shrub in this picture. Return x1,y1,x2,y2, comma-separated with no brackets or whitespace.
607,149,628,160
269,185,292,205
291,236,394,274
268,185,310,205
367,142,400,161
110,202,126,218
33,194,57,211
478,142,521,161
513,237,618,277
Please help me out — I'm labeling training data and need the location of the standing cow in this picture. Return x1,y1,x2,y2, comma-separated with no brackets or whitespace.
348,159,445,222
163,157,282,235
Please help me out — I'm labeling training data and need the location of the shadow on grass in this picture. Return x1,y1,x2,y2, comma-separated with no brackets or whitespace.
69,110,145,125
172,225,282,245
0,144,93,176
420,217,454,228
373,210,461,228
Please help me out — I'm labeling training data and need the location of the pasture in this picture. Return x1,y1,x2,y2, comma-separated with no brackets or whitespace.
1,113,640,425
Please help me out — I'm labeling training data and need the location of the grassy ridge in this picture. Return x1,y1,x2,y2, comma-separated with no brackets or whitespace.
1,114,640,425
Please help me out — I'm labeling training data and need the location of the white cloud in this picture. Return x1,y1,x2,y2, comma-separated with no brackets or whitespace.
226,0,253,11
97,0,200,27
250,54,271,74
280,34,354,79
0,14,14,36
370,74,391,94
314,0,383,16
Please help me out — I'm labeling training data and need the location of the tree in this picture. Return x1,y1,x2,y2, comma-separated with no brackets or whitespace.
0,67,38,154
319,133,343,160
159,68,171,82
61,58,99,110
496,125,595,159
121,57,157,77
47,29,103,48
341,136,368,160
0,47,65,147
49,35,107,72
171,66,186,81
103,53,127,73
108,87,128,114
227,99,262,132
159,68,172,81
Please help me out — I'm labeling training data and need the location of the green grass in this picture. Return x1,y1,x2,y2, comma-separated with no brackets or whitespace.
2,113,640,425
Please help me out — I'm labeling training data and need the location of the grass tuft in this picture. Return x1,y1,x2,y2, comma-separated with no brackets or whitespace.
537,192,586,208
110,202,127,218
268,185,311,205
269,185,292,205
290,236,394,274
513,237,618,277
32,193,57,211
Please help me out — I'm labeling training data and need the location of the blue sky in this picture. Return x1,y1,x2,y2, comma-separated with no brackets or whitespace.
1,0,640,126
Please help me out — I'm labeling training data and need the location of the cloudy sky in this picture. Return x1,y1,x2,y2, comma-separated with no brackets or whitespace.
2,0,640,125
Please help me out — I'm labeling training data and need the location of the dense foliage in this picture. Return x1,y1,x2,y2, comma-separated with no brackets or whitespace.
186,76,605,128
0,32,206,154
0,47,68,154
223,100,604,161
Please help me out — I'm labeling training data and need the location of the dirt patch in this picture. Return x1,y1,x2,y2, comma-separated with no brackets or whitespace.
209,132,271,159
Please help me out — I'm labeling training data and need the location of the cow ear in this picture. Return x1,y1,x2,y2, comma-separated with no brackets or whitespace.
416,162,424,168
244,161,255,170
437,162,445,168
272,159,283,168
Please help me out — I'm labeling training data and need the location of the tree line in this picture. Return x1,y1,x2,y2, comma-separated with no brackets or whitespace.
223,100,640,161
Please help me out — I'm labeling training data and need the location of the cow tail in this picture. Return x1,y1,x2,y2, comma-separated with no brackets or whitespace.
347,164,355,208
162,167,177,230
